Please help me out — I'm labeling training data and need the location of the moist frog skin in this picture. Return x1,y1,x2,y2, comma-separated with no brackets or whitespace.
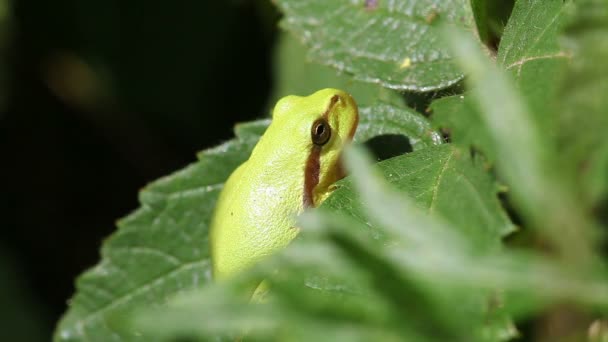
210,88,359,279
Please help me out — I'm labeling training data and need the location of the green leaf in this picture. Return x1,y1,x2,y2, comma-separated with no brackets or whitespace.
323,144,515,250
356,103,442,151
429,95,496,161
54,137,255,342
129,147,608,342
497,0,568,69
55,101,440,341
274,0,475,91
498,0,570,129
310,144,515,337
337,146,608,322
129,146,519,342
270,32,404,108
441,0,608,224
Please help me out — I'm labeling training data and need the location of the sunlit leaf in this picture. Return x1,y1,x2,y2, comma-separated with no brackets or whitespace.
274,0,475,91
270,32,404,108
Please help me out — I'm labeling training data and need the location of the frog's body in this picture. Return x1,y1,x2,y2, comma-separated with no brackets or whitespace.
210,88,359,279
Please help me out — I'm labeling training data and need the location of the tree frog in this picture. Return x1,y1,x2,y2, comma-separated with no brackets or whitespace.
210,88,359,279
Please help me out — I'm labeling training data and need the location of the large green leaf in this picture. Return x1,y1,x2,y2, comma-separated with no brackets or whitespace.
274,0,474,91
498,0,570,130
270,32,404,109
130,148,608,342
55,102,439,341
497,0,568,70
317,145,515,339
54,137,255,342
323,144,515,249
497,0,567,68
356,103,442,150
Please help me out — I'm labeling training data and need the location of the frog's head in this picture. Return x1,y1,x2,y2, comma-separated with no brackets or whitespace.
272,88,359,207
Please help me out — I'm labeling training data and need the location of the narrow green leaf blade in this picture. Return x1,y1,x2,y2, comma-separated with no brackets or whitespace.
557,0,608,206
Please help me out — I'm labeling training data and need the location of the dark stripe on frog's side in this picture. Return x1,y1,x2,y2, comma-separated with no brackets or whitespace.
303,145,321,208
303,95,340,208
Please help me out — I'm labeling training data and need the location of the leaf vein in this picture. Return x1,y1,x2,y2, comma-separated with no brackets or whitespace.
110,246,183,266
505,51,570,71
72,260,209,334
428,150,454,213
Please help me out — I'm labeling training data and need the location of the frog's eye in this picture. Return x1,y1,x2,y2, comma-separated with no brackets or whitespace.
311,118,331,146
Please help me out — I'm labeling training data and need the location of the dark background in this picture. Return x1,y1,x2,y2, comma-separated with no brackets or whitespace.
0,1,278,340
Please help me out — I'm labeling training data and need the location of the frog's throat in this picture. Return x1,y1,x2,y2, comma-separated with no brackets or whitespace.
302,95,340,208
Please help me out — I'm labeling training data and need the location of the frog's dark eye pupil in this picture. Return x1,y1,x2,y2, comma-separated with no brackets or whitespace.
311,119,331,146
316,125,325,135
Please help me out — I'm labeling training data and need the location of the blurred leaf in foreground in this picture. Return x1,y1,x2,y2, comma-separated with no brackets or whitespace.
131,146,517,342
557,0,608,207
131,147,608,342
322,144,515,249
